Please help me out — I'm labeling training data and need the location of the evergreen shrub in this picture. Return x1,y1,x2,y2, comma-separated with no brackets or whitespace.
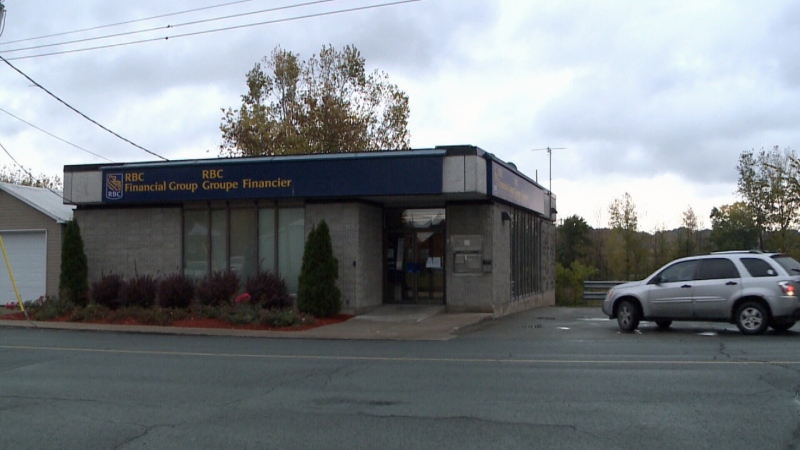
59,220,89,307
297,220,341,317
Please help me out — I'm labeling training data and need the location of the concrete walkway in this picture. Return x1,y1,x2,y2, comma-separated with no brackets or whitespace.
0,305,493,341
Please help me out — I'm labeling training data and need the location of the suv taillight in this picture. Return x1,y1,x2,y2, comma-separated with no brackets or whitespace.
778,281,795,296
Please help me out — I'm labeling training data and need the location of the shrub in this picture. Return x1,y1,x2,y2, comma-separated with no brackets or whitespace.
91,272,125,310
158,273,195,309
556,261,599,306
115,306,188,326
245,270,292,309
297,220,341,317
59,220,89,307
26,296,73,321
69,304,111,322
120,274,158,308
196,270,240,307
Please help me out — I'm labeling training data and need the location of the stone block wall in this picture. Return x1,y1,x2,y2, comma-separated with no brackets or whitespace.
305,202,382,314
76,207,182,283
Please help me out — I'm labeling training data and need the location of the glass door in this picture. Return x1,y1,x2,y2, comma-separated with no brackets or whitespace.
385,209,445,304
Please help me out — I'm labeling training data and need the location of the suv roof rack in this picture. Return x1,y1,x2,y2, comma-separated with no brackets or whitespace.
710,250,763,254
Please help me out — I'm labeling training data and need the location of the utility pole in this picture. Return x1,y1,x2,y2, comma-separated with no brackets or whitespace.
531,146,566,195
0,0,6,37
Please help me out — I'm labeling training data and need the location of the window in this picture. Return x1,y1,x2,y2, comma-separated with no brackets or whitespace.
656,260,697,283
183,205,305,292
741,258,777,277
695,258,739,280
510,208,543,299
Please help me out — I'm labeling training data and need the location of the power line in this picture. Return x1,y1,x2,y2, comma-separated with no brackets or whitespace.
0,107,115,163
0,55,168,161
0,0,338,56
0,0,262,47
0,139,65,199
3,0,421,61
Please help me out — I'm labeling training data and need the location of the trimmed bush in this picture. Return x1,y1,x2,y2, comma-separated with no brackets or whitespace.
158,273,195,309
196,270,240,307
120,274,158,308
91,272,124,310
297,220,341,317
245,270,292,309
60,220,89,307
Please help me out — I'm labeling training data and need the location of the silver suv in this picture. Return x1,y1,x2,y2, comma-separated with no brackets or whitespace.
601,251,800,334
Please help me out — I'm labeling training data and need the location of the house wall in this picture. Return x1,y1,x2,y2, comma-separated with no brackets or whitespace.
305,202,383,314
0,190,64,298
75,207,182,283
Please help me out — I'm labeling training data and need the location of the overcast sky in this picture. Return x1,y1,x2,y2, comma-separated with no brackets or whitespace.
1,0,798,231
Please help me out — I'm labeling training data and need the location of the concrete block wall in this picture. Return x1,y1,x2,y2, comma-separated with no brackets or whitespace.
75,207,182,283
305,202,383,314
445,203,495,313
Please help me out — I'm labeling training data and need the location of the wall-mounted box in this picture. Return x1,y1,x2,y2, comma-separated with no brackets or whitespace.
451,234,483,252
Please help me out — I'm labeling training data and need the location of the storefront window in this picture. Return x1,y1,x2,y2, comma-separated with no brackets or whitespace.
183,210,208,279
210,209,227,272
278,208,304,293
258,208,276,273
230,208,258,281
183,205,304,292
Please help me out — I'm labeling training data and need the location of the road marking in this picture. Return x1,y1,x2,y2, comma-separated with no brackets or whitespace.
2,344,800,365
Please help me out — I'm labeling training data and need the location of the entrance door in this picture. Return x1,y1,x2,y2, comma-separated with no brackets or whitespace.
385,209,445,304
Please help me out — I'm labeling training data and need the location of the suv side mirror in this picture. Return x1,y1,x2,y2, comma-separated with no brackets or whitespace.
650,275,662,285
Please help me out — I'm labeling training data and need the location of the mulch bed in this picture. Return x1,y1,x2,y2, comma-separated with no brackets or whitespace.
0,310,353,332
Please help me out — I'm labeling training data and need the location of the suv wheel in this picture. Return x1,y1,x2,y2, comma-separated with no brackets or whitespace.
735,301,769,335
616,300,640,332
655,319,672,330
769,320,796,333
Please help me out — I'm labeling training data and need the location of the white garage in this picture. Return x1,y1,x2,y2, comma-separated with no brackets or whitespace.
0,182,74,301
0,230,47,303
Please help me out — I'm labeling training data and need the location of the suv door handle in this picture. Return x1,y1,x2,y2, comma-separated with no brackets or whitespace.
681,284,692,288
726,281,738,285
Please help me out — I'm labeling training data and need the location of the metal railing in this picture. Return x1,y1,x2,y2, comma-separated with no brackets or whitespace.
582,281,626,305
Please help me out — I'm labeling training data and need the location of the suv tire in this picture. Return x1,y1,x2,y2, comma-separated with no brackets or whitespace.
655,319,672,330
735,301,769,335
616,300,640,332
769,320,796,333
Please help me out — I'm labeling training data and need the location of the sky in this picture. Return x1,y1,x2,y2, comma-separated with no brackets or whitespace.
1,0,798,231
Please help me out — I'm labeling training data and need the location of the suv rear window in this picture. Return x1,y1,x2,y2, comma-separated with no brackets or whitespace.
741,258,778,277
771,255,800,275
695,258,739,280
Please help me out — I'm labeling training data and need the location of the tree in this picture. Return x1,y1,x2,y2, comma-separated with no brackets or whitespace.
556,215,592,268
59,220,89,306
607,192,643,280
676,206,699,257
297,220,341,317
736,146,800,250
709,202,759,251
220,45,410,157
0,165,62,190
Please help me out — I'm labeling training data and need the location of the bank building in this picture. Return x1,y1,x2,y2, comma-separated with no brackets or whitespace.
64,145,556,316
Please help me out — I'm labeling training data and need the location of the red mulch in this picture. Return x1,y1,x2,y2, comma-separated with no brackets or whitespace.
0,311,353,332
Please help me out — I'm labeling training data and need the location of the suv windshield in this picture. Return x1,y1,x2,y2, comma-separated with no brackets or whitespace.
771,255,800,274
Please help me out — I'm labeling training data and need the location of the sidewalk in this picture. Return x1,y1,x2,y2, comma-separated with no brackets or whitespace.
0,305,493,341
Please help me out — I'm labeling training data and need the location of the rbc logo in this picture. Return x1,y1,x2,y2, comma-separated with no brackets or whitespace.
106,173,123,200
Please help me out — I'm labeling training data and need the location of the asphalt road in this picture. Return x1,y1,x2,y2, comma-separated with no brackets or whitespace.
2,307,799,450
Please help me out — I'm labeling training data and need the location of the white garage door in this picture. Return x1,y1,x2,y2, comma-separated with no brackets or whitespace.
0,231,47,303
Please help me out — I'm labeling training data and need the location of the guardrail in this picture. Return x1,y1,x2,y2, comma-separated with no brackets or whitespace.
582,281,626,305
